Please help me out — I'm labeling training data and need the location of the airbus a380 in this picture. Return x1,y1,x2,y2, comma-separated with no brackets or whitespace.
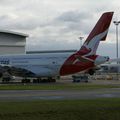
0,12,114,81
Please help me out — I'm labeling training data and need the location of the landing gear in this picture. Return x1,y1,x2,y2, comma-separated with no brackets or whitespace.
47,77,56,82
72,75,88,83
2,77,11,83
88,69,95,75
32,77,56,83
33,78,41,83
2,72,11,83
0,73,3,78
22,78,30,83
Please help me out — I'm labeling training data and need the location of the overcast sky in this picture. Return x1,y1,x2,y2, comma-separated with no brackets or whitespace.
0,0,120,58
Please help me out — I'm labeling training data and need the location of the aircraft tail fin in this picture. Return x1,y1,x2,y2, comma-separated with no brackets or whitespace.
79,12,114,55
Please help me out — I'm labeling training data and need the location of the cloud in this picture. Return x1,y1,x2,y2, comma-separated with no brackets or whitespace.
56,11,91,23
0,0,119,58
97,42,117,58
54,11,94,34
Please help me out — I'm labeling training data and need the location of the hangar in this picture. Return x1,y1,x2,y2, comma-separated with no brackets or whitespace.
0,30,28,55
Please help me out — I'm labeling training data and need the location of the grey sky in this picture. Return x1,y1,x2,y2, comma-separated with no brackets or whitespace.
0,0,120,58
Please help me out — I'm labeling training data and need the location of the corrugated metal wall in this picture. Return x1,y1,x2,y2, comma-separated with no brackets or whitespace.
0,32,26,55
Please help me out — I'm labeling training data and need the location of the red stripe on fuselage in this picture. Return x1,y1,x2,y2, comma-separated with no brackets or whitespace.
60,52,98,76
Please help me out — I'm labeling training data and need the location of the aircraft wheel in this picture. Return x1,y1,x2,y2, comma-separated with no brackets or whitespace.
0,73,3,78
22,79,30,83
88,69,95,75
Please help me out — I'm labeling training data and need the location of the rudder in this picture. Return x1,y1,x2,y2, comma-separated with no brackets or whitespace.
79,12,114,55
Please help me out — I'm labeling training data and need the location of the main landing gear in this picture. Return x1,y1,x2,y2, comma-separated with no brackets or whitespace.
21,77,56,83
33,77,56,83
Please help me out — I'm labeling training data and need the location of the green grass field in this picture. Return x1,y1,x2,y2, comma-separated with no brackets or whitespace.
0,98,120,120
0,83,118,90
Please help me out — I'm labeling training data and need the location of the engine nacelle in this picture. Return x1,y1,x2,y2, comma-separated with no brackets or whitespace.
95,56,109,65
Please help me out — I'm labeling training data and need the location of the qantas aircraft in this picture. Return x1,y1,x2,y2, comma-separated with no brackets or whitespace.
0,12,114,82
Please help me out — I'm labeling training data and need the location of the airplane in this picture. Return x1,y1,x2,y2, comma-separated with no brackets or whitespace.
0,12,114,82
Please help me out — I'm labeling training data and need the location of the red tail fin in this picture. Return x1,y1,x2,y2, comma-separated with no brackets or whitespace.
79,12,114,55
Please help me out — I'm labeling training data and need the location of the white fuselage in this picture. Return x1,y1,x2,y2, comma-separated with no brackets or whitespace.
0,53,72,77
0,52,109,77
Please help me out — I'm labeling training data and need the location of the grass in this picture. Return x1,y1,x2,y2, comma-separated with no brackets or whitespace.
0,83,119,90
0,98,120,120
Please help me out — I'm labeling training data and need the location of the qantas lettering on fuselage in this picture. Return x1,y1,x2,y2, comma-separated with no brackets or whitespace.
0,59,10,65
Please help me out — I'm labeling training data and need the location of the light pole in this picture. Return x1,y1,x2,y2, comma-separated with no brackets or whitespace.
113,21,120,64
79,36,84,48
113,21,120,80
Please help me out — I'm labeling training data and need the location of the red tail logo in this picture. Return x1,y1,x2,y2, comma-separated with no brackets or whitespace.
80,12,113,55
60,12,114,76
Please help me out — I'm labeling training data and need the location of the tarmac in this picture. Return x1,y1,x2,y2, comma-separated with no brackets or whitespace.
0,79,120,101
0,88,120,101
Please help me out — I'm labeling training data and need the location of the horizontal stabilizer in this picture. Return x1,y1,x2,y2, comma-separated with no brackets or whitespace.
107,58,120,63
75,55,94,63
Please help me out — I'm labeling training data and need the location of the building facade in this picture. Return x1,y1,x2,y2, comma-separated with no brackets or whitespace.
0,30,28,55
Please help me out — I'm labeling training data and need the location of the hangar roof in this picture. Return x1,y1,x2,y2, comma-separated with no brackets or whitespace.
0,30,28,37
26,50,77,54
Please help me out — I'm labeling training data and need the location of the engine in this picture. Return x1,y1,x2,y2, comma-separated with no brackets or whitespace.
94,56,109,65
